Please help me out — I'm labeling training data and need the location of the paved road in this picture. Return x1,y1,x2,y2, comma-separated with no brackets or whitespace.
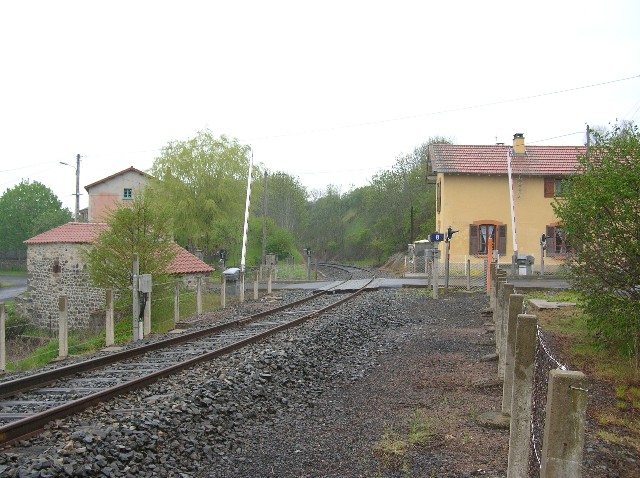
0,275,28,301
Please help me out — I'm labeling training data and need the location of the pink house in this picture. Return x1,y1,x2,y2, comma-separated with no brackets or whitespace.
84,166,151,223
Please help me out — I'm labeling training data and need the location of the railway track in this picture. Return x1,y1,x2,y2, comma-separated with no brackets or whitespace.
0,265,374,445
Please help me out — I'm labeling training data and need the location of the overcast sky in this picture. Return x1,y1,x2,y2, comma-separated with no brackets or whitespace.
1,1,639,214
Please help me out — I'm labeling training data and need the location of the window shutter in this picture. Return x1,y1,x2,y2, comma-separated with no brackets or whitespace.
469,224,479,255
436,182,441,213
544,177,555,198
546,225,556,256
498,224,507,255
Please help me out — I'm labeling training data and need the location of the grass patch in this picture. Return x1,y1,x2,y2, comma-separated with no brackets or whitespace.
530,290,640,452
5,328,112,371
0,270,27,276
407,408,436,447
372,409,437,471
373,427,409,469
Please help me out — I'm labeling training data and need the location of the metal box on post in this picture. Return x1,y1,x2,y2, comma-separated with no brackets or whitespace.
138,274,153,293
516,254,534,275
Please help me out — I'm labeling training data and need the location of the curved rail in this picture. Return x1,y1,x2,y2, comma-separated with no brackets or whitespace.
0,272,375,445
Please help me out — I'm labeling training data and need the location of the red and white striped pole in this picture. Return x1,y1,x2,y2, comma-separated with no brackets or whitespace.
506,147,518,274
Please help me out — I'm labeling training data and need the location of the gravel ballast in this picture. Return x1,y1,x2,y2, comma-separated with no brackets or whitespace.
0,289,631,477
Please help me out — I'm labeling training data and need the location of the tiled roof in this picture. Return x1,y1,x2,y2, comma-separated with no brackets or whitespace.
428,144,586,176
24,222,108,244
167,242,214,274
24,222,213,275
84,166,152,191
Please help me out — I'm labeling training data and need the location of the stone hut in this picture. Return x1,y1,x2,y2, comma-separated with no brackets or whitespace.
22,222,213,330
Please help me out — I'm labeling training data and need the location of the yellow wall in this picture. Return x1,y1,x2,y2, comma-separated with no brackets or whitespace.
435,173,564,265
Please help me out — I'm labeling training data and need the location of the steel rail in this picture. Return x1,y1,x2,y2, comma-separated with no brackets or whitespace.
0,290,327,399
0,275,374,445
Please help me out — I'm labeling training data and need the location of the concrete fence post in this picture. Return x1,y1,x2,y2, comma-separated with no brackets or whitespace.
0,303,6,371
196,277,203,315
143,291,152,336
502,293,524,414
494,278,507,360
267,270,272,294
221,277,227,309
240,273,245,303
491,267,506,310
494,280,503,355
432,259,439,299
507,314,538,478
253,278,259,300
174,281,180,326
466,259,471,291
105,289,114,347
58,296,69,359
498,283,515,379
540,370,588,478
488,262,497,300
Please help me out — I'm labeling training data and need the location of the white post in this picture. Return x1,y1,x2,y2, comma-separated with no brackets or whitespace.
58,296,69,359
444,240,450,290
105,289,114,347
240,148,253,276
174,281,180,326
267,269,272,294
499,283,515,380
0,303,6,371
507,314,538,478
502,294,524,414
196,277,203,315
143,291,151,336
221,276,227,309
132,255,140,341
506,147,519,275
254,278,259,300
540,370,588,477
432,257,439,299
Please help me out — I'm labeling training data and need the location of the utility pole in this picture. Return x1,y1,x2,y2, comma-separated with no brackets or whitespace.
60,154,81,222
262,171,268,266
74,154,80,222
410,206,414,244
586,124,590,161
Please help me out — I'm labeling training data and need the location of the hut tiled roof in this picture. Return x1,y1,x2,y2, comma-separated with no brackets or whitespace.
167,242,213,274
23,222,108,244
428,144,586,176
24,222,213,274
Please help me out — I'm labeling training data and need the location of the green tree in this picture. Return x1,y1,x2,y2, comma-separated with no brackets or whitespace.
553,121,640,365
147,129,254,256
301,137,449,263
252,171,308,239
0,180,72,252
304,185,347,259
86,193,177,290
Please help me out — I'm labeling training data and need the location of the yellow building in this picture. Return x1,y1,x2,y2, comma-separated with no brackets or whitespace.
427,134,585,270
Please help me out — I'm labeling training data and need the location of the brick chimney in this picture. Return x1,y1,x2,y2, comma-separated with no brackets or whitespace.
513,133,525,154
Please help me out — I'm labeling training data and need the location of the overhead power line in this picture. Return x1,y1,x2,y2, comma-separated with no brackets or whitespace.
243,74,640,142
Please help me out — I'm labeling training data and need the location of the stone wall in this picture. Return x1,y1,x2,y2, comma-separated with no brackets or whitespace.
24,243,105,331
180,272,209,290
